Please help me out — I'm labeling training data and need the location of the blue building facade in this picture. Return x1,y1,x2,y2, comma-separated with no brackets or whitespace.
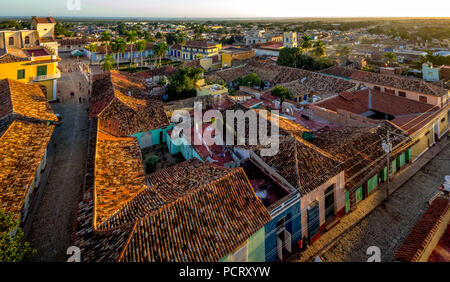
264,195,302,262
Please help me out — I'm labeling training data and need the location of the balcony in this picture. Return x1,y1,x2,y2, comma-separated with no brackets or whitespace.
32,71,61,82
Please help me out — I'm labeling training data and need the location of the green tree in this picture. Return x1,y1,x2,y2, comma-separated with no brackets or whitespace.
86,43,98,66
127,31,138,66
0,210,35,262
278,47,304,68
111,38,126,70
136,40,147,69
153,42,168,68
312,40,326,57
100,54,115,72
238,73,261,87
300,35,313,53
166,67,204,101
271,86,294,102
100,31,112,56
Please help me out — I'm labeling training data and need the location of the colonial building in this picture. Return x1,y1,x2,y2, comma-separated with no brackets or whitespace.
0,17,61,100
181,41,222,61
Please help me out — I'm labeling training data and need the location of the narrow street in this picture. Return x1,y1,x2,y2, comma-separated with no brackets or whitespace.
321,142,450,262
25,58,90,262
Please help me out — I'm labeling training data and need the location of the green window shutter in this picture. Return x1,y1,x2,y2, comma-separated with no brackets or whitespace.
356,187,363,203
399,153,406,167
37,65,47,76
391,160,397,173
345,189,350,213
406,148,412,161
17,69,25,79
381,167,387,182
367,175,378,194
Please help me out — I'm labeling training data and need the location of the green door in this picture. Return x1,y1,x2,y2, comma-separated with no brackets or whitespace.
345,189,350,213
37,65,47,76
355,187,363,203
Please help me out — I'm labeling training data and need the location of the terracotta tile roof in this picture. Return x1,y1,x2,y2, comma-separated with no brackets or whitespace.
74,159,271,262
184,41,217,48
0,48,30,64
206,60,356,99
310,123,409,190
0,120,54,220
395,197,449,262
32,17,56,24
316,88,442,135
320,65,355,79
322,66,448,97
90,71,169,136
262,135,342,194
72,190,135,262
0,79,58,121
94,130,148,229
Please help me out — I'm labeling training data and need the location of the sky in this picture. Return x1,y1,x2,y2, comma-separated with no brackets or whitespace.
0,0,449,18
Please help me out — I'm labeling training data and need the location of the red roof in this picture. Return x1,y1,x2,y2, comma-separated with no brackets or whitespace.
32,17,56,24
395,197,449,262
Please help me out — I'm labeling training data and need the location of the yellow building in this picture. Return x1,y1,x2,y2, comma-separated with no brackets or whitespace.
220,46,255,68
0,17,60,100
181,41,222,61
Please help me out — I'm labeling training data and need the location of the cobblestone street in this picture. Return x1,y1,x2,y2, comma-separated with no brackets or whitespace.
24,55,91,261
322,142,450,262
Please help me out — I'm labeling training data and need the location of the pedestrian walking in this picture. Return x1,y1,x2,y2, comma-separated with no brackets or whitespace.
79,97,82,103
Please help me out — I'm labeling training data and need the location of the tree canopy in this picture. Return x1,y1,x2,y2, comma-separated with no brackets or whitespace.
236,73,261,88
278,47,333,71
166,67,204,101
271,86,294,101
0,210,35,262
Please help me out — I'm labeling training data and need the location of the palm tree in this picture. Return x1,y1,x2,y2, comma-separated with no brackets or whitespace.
153,42,168,68
300,35,313,53
86,43,98,66
312,40,326,57
100,31,112,55
136,40,146,69
127,31,138,66
111,38,127,70
100,54,115,72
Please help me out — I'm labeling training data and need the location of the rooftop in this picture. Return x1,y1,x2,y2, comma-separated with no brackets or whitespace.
316,88,443,135
321,66,448,97
206,59,356,99
73,159,271,262
0,79,58,122
32,16,56,24
310,123,409,190
90,71,169,136
0,120,54,220
395,197,449,262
